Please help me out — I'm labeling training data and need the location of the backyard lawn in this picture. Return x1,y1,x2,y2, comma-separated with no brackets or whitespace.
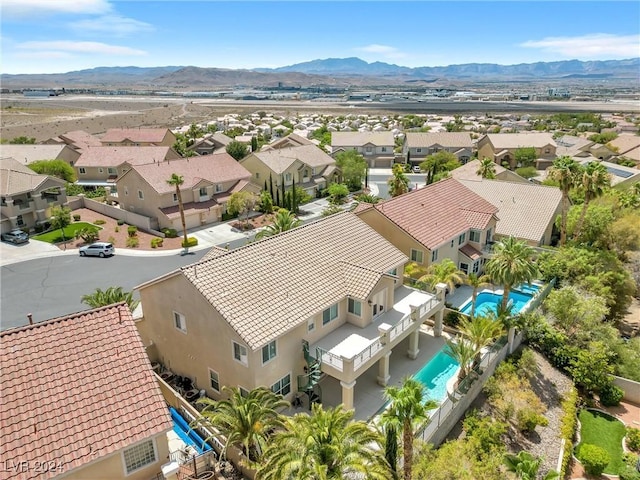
575,409,626,474
32,222,100,244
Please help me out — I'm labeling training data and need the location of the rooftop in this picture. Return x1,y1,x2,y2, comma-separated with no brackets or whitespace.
247,144,335,174
100,127,172,144
484,132,556,149
1,156,64,196
331,131,394,147
404,132,473,149
76,146,175,168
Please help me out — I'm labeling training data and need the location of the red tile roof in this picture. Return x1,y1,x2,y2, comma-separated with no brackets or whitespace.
459,243,483,260
0,304,171,480
100,128,171,144
371,178,498,249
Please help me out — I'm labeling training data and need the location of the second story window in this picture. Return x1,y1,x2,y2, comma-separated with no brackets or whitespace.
262,340,277,364
233,341,248,366
381,147,387,152
431,249,438,262
79,167,86,174
470,230,481,243
348,298,362,316
138,190,144,200
199,187,207,196
209,369,220,392
410,249,423,264
108,167,117,175
284,173,292,182
173,193,178,202
416,148,422,153
458,233,466,245
173,312,186,333
215,184,223,193
322,304,338,326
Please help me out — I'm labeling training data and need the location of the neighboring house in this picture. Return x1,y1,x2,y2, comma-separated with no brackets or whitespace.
608,134,640,166
241,143,340,198
263,132,315,150
576,159,640,188
477,133,557,169
0,144,81,167
43,130,102,152
450,159,529,183
355,178,499,277
100,128,176,147
134,213,445,413
555,135,616,161
331,131,395,168
457,178,562,246
74,146,181,187
188,132,233,156
0,303,172,480
0,157,67,234
115,153,256,230
402,132,473,165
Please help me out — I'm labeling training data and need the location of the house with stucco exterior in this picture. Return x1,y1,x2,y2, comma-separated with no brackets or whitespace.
477,133,557,169
331,131,395,168
402,132,473,166
100,128,176,147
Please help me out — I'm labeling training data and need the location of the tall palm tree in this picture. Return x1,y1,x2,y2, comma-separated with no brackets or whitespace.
547,156,580,246
465,272,492,318
81,286,139,311
388,164,410,197
196,386,288,465
476,157,497,179
458,314,504,367
417,258,466,293
444,338,477,382
504,451,560,480
485,236,538,311
257,403,390,480
166,173,188,250
574,161,610,240
382,377,438,480
255,209,302,240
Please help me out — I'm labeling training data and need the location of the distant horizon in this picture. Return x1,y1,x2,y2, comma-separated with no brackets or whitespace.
1,1,639,75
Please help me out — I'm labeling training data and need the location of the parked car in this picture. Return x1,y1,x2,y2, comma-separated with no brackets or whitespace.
1,229,29,244
412,165,421,173
79,242,115,258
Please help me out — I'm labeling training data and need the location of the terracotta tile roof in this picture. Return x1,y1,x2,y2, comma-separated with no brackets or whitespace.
331,131,394,147
352,202,374,214
157,213,407,350
459,243,482,260
59,130,102,148
370,178,498,250
131,153,251,194
76,146,174,168
248,144,335,174
1,157,64,196
484,133,556,149
201,246,230,261
404,132,472,149
458,178,562,243
100,128,171,144
0,304,172,480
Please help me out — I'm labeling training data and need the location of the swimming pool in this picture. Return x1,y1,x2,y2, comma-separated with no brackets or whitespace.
459,284,539,317
170,407,212,454
413,348,459,403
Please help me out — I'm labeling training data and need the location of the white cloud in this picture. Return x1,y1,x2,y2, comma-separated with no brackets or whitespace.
17,41,147,56
14,51,73,60
70,15,154,36
356,44,407,59
1,0,111,17
520,34,640,59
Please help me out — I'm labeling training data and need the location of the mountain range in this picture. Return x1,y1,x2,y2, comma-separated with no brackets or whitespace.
2,57,638,89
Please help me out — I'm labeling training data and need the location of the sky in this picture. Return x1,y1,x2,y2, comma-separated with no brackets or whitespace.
1,0,639,74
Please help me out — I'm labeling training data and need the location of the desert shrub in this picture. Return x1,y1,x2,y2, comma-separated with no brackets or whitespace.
182,237,198,248
599,383,624,407
94,219,106,225
162,228,178,238
117,219,125,226
516,408,549,433
107,236,116,245
627,428,640,452
126,236,139,248
559,387,579,477
150,238,163,249
578,444,610,476
517,348,539,379
73,214,81,221
127,225,138,237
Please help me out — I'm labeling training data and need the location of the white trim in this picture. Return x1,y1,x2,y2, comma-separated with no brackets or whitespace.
121,438,157,476
262,339,277,365
232,341,248,366
208,367,220,393
271,372,292,397
173,311,187,334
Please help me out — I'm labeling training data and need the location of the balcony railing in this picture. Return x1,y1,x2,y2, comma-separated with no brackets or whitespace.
353,339,384,370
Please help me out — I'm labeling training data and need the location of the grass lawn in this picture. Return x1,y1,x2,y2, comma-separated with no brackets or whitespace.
575,409,626,474
32,222,101,244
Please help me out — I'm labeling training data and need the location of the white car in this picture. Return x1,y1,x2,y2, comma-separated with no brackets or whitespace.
412,166,421,173
79,242,115,258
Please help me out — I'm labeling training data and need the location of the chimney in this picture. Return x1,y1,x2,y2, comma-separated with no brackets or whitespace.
27,313,33,325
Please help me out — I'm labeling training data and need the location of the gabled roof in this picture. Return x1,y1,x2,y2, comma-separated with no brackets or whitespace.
609,134,640,155
483,133,556,149
458,178,562,243
76,146,175,168
100,128,172,144
0,304,171,480
246,144,335,174
125,152,251,194
0,157,65,195
331,131,394,147
450,159,509,181
404,132,473,149
265,133,314,150
142,213,407,350
366,178,499,250
59,130,102,148
0,145,73,164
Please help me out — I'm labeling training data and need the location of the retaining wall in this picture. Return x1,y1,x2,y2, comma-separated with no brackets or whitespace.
612,375,640,404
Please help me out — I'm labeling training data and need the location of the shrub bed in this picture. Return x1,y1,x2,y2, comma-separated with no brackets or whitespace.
182,237,198,248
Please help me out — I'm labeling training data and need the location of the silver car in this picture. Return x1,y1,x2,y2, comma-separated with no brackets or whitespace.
2,229,29,244
79,242,115,258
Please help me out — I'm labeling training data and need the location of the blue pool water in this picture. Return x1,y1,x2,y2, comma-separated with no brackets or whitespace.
514,283,541,296
413,348,459,403
459,284,539,317
170,407,212,454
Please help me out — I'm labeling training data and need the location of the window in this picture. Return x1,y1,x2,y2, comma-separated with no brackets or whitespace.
284,173,292,182
98,168,104,174
262,340,277,364
123,440,156,475
124,187,129,196
381,147,387,152
431,249,438,262
271,374,291,396
322,304,338,325
450,240,454,248
233,342,248,365
458,233,466,245
108,167,117,175
388,268,397,276
199,187,207,196
486,228,493,243
16,215,24,226
79,167,86,174
209,369,220,392
173,193,178,202
460,262,469,274
470,230,481,243
366,146,372,152
239,387,249,397
410,249,423,264
173,312,186,333
473,261,480,274
137,190,144,200
255,172,260,179
215,184,223,193
416,148,422,153
307,318,315,332
348,298,362,316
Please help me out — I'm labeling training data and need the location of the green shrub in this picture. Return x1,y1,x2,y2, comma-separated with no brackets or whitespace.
117,219,125,226
619,465,640,480
444,310,462,328
516,408,549,433
623,452,639,467
162,228,178,238
94,219,106,225
559,387,579,477
221,212,237,221
578,444,611,476
150,238,163,249
114,226,119,233
627,428,640,452
600,383,624,407
182,237,198,248
127,225,138,237
126,236,139,248
73,214,81,221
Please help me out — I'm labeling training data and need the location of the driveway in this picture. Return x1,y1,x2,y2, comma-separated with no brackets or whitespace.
0,239,73,266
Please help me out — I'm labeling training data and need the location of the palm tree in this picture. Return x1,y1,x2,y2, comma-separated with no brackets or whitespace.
255,209,302,240
574,161,610,240
485,236,538,311
81,286,139,311
476,157,497,179
388,164,410,197
444,338,477,382
382,377,438,480
417,258,466,293
458,314,504,367
166,173,188,251
547,156,580,246
464,272,492,318
196,386,288,465
504,451,560,480
257,403,390,480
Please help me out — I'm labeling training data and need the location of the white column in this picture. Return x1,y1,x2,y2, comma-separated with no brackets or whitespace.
434,308,444,337
377,352,392,386
407,330,420,360
340,380,356,411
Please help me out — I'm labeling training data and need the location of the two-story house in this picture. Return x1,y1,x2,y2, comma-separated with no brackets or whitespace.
134,213,445,418
355,178,499,277
1,157,68,234
100,128,176,147
187,132,233,156
0,144,81,167
0,304,172,480
402,132,473,165
43,129,103,152
477,133,557,170
555,135,616,162
115,153,257,230
331,132,395,168
240,144,340,198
